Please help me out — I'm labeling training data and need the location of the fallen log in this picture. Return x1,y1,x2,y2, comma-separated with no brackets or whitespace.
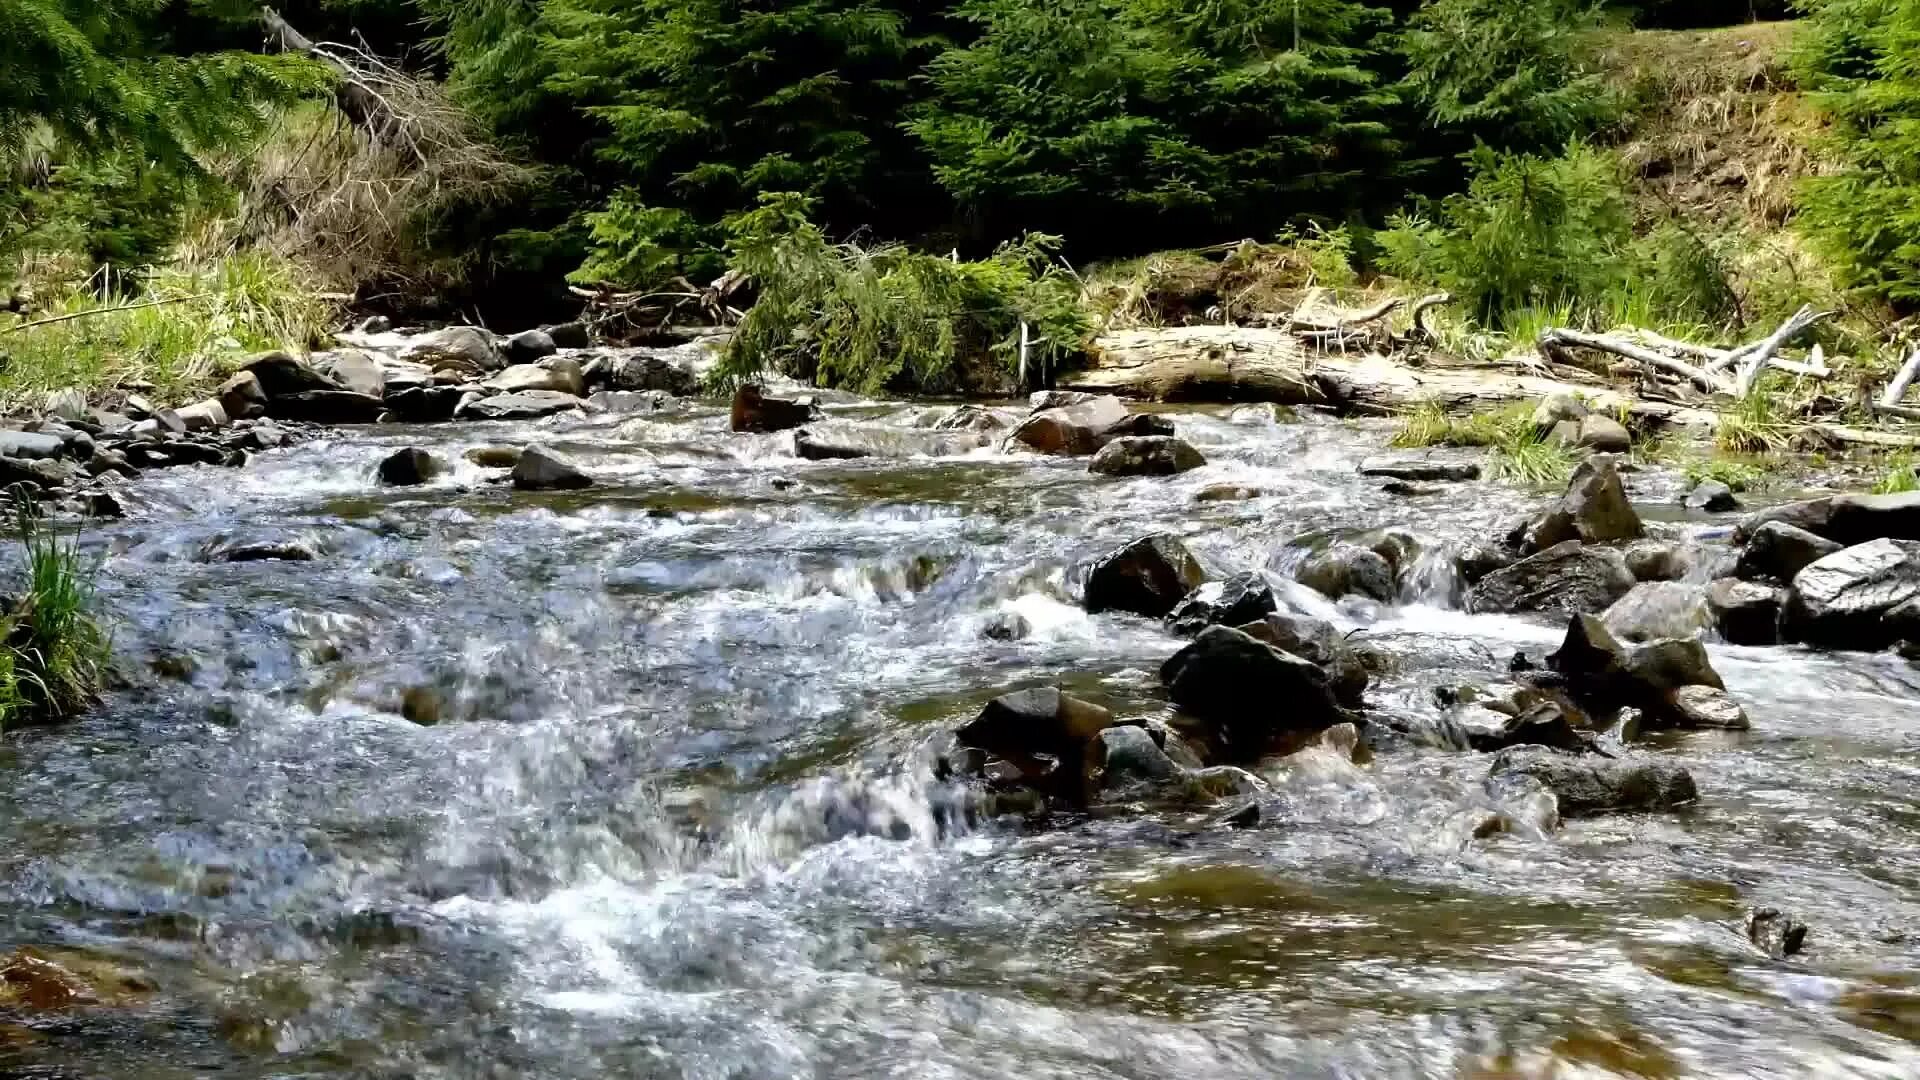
1069,325,1716,429
1733,304,1831,398
1537,327,1723,393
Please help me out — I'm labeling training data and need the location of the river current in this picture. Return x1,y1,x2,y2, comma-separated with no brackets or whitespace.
2,395,1918,1078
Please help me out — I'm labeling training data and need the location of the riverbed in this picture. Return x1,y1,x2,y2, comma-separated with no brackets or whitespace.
2,396,1918,1078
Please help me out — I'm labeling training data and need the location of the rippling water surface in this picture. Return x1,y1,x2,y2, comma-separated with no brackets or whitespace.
3,396,1918,1078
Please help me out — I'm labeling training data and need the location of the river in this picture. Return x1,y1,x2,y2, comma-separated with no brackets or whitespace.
2,394,1917,1077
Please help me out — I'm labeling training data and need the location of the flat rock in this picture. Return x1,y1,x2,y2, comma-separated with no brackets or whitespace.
241,351,343,397
457,390,584,421
384,386,464,422
1487,746,1698,817
1007,396,1131,456
1088,436,1205,477
1468,541,1635,615
1684,479,1740,512
1737,520,1842,583
319,349,386,398
0,430,69,460
1785,537,1920,649
731,383,822,433
487,359,585,397
401,326,505,373
1357,453,1481,482
1668,684,1750,730
589,390,675,415
511,444,593,490
1083,533,1207,617
793,421,988,460
213,537,319,562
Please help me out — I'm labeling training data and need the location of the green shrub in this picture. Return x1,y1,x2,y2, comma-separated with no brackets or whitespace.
717,194,1088,394
1682,457,1767,492
1398,0,1618,152
0,498,109,728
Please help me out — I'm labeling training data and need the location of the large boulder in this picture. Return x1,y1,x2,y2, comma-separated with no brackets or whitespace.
317,349,386,398
1707,577,1784,646
1165,572,1278,636
384,386,464,422
1547,613,1732,729
0,430,69,460
510,444,593,491
241,350,342,398
1602,581,1712,642
931,405,1007,433
1486,746,1698,817
1090,725,1182,789
1006,396,1168,455
1235,612,1369,707
792,422,988,460
731,383,823,433
1737,491,1920,548
506,328,558,366
1296,544,1395,603
457,390,585,421
1452,701,1590,753
1083,534,1207,617
1159,626,1346,761
1520,456,1643,553
954,686,1114,782
486,360,585,397
1088,436,1206,477
1784,538,1920,649
1467,541,1635,615
596,348,705,395
1735,520,1842,584
1575,414,1632,453
402,326,506,373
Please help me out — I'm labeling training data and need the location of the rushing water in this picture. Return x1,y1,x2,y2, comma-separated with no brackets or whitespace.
2,394,1919,1078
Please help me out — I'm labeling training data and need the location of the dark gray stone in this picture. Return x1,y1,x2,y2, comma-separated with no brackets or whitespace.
955,687,1113,784
377,447,442,486
792,422,987,460
1235,612,1369,708
1522,456,1643,553
1467,541,1635,615
1357,453,1481,482
457,390,584,421
241,351,344,397
1737,491,1920,548
1487,746,1698,817
511,444,593,491
0,431,68,460
1165,572,1278,636
1707,577,1784,646
1092,725,1181,787
266,390,386,424
1746,907,1808,959
1684,479,1740,513
506,328,558,366
1159,626,1346,761
1088,436,1205,477
1297,544,1395,603
1602,581,1712,642
1737,520,1843,583
1083,534,1207,617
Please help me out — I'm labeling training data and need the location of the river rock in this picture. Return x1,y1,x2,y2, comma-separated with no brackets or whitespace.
0,455,78,491
1785,538,1920,649
932,405,1007,432
1521,456,1643,553
1668,684,1749,730
1165,572,1278,636
457,390,584,421
731,383,822,433
1625,539,1691,582
378,447,442,486
545,321,591,349
217,371,268,420
1357,453,1481,482
1707,577,1784,645
1455,542,1513,585
1602,581,1712,642
1576,414,1632,453
466,446,522,468
1486,746,1697,817
1738,491,1920,548
511,444,593,490
597,348,704,395
385,385,464,422
1454,701,1590,753
1547,612,1732,729
955,687,1113,778
318,349,387,398
1236,612,1368,707
506,328,558,366
1685,479,1740,513
589,390,675,415
1736,520,1842,583
266,390,386,424
793,421,987,460
1296,544,1395,603
1029,390,1100,411
1083,533,1206,617
1091,725,1182,789
213,537,319,562
1088,436,1205,477
402,326,505,373
1746,907,1808,959
1159,625,1345,761
241,350,342,397
0,948,154,1010
1467,541,1635,615
174,399,228,432
1008,396,1131,455
0,430,69,460
486,361,584,397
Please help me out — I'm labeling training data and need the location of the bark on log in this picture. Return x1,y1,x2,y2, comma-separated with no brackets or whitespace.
1069,326,1716,428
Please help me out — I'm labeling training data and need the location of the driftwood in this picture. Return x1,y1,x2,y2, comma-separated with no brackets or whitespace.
1734,304,1831,397
1068,325,1717,429
1536,305,1833,400
1538,327,1721,393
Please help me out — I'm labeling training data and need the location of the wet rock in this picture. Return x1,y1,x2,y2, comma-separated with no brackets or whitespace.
1029,390,1099,411
506,328,558,366
1236,613,1368,707
510,444,593,491
597,348,705,395
1181,765,1266,799
1707,577,1784,645
1521,456,1643,553
1547,613,1732,729
1602,581,1712,642
1736,520,1842,583
1357,453,1481,482
0,949,154,1010
175,399,228,432
486,360,585,397
545,321,591,349
1467,541,1635,615
1668,684,1750,730
1228,402,1287,424
1165,572,1278,636
150,407,188,436
1091,725,1181,788
1082,533,1207,617
402,326,506,373
1685,479,1740,512
267,390,386,424
1738,491,1920,548
465,446,522,468
955,687,1113,780
982,611,1030,641
1007,395,1131,455
931,405,1006,433
1625,539,1691,582
0,430,69,460
377,447,442,486
384,385,464,422
319,349,386,398
1296,544,1394,603
1214,799,1262,828
793,421,988,460
1784,538,1920,649
1194,483,1264,503
213,537,319,562
241,350,343,397
84,448,130,477
1088,436,1206,477
217,371,268,420
730,383,823,433
457,390,585,421
1577,414,1632,453
1486,746,1698,817
1453,701,1589,753
1454,542,1514,585
376,358,440,392
589,390,675,415
1746,907,1808,959
1381,479,1437,497
1160,626,1346,761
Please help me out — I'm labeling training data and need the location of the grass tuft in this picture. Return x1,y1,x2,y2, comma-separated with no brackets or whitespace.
1391,400,1577,488
1874,451,1920,495
0,496,109,728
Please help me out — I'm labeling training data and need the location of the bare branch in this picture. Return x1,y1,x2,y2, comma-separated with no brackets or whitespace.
1734,304,1831,398
1536,326,1727,393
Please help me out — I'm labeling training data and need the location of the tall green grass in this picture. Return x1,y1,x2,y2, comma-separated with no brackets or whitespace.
1390,400,1579,487
0,498,109,728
